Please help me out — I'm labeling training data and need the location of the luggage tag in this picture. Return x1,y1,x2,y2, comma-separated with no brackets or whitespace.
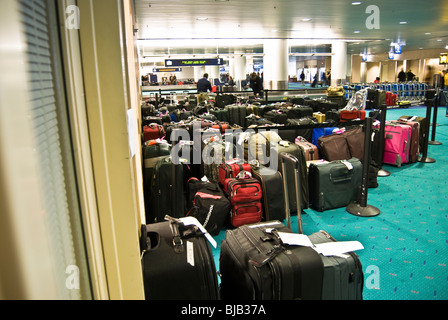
341,160,354,171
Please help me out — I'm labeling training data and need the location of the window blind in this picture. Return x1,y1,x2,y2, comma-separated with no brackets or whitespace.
19,0,91,299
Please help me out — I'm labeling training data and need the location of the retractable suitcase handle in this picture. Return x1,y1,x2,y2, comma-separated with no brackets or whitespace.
280,152,303,234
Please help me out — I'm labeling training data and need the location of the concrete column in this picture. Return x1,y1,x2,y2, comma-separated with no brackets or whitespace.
263,39,288,90
194,66,205,82
205,62,220,84
331,41,347,86
234,51,246,90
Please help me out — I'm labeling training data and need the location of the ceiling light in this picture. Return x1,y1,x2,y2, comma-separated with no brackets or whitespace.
425,32,431,35
352,2,362,5
437,39,443,42
446,45,448,49
301,18,312,22
399,21,407,24
196,17,208,21
354,31,361,34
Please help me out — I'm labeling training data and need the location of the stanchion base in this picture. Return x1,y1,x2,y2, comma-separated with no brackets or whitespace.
377,169,391,177
428,141,442,145
346,203,380,217
418,156,436,163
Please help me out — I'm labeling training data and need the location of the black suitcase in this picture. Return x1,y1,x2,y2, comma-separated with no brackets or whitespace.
226,104,247,127
149,156,185,223
141,217,220,300
285,106,314,119
252,165,286,222
143,141,171,222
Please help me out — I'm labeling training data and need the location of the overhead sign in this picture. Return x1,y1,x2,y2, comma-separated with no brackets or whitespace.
153,68,182,73
165,58,224,67
440,54,447,65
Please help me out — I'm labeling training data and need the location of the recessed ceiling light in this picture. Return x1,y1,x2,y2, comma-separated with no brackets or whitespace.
399,21,407,24
301,18,312,22
354,31,361,34
196,17,208,21
425,32,431,35
437,39,443,42
352,2,362,5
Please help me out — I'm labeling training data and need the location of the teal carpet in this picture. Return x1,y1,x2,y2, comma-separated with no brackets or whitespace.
212,104,448,300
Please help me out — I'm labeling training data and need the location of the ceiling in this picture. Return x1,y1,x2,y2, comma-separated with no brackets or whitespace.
134,0,448,58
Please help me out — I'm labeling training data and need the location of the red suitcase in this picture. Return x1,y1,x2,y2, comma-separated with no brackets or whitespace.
223,171,263,227
340,110,366,122
218,161,251,186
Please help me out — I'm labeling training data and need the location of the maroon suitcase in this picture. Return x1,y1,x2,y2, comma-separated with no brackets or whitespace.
143,124,166,142
391,119,420,163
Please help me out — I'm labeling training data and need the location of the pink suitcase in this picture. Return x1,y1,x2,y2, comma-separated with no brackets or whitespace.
383,122,412,167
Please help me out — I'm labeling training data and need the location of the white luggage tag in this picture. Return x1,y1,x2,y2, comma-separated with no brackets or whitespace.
341,160,354,171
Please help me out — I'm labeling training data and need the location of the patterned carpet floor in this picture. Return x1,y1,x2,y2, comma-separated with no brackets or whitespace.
212,103,448,300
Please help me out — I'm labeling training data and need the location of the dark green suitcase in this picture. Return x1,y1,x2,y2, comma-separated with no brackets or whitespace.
308,158,362,212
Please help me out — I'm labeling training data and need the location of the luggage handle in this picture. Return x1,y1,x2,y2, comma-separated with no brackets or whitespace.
280,152,303,234
329,161,354,183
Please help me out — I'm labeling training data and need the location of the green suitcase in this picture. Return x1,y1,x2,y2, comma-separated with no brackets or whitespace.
308,158,362,212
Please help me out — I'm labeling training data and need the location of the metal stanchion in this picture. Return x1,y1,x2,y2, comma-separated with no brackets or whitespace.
347,117,381,217
429,89,442,145
376,104,391,177
418,98,436,163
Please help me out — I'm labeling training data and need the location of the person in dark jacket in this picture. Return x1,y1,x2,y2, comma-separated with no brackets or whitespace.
197,73,212,93
250,72,263,97
398,69,407,82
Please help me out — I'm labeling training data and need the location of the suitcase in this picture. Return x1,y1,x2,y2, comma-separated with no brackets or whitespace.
245,131,309,210
318,132,352,162
219,153,363,300
308,158,363,212
313,112,326,123
141,217,220,300
143,123,166,142
219,220,325,300
287,153,363,299
283,117,314,143
285,106,314,119
149,156,185,224
398,115,427,152
312,127,339,146
264,110,288,124
143,141,171,222
252,165,285,222
210,108,229,122
343,127,365,162
202,139,236,184
186,178,231,236
295,136,319,161
391,119,420,163
223,171,263,227
383,122,412,167
218,161,252,187
226,104,247,127
340,110,366,122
